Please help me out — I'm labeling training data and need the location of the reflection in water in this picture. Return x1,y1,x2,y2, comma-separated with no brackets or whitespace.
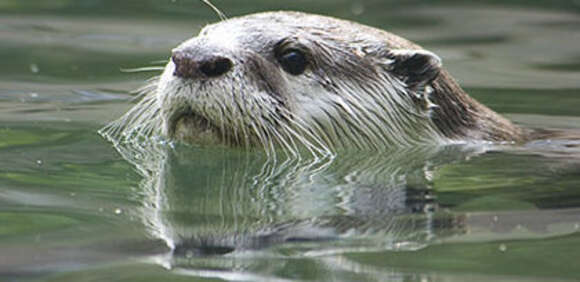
158,146,469,252
105,134,479,265
102,127,580,280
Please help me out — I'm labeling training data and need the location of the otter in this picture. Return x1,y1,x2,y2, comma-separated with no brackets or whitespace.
101,11,526,155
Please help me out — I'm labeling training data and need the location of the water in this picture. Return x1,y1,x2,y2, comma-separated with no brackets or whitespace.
1,1,580,281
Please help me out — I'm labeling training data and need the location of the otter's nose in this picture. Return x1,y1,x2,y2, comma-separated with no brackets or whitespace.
171,51,233,79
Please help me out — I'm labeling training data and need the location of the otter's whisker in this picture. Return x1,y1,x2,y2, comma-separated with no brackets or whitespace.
282,113,334,157
121,66,165,73
201,0,227,21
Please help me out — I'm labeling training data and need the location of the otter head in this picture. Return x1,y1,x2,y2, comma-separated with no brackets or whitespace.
155,11,449,154
100,11,522,156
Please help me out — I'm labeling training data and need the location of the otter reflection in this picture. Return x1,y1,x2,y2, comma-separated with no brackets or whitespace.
102,136,580,280
111,141,482,259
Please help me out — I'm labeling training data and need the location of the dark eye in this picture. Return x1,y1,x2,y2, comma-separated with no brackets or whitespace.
277,49,308,75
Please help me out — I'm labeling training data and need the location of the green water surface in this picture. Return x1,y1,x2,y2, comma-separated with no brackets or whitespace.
1,1,580,281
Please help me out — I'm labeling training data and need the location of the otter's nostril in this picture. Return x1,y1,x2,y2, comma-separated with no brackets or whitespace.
172,51,198,79
199,57,233,77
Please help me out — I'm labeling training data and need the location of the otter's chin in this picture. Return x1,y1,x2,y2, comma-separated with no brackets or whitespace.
171,113,222,146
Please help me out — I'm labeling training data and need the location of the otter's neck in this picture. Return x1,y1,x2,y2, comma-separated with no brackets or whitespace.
430,70,526,143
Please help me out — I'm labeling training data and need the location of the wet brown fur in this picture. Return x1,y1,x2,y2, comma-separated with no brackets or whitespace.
268,11,526,142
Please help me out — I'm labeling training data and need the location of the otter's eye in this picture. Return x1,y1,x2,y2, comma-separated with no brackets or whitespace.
277,49,308,75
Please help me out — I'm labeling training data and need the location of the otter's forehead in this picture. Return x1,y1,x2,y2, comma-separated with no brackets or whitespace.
197,12,338,51
194,11,416,52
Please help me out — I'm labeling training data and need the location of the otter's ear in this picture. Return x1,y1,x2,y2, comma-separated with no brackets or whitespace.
387,49,442,89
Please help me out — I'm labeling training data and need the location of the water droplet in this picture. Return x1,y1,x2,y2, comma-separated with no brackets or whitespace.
492,215,499,222
114,208,123,215
30,63,39,73
36,160,43,166
351,2,365,16
29,92,39,98
98,207,104,213
499,243,507,252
